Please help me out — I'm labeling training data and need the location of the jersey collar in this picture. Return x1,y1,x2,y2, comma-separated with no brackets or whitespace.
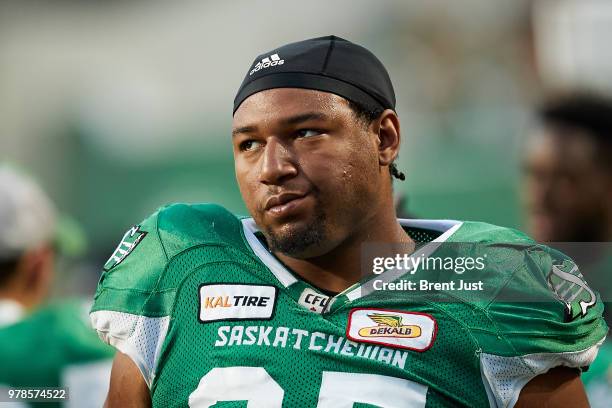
241,218,299,287
241,217,463,291
342,220,462,302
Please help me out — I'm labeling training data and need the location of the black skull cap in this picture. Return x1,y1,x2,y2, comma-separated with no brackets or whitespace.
233,35,396,115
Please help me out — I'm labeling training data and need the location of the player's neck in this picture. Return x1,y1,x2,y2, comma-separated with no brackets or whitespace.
274,209,413,294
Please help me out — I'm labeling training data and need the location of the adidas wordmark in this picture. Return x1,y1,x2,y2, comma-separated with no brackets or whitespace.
249,53,284,75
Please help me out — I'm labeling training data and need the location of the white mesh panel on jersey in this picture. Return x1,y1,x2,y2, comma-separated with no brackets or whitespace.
480,338,605,408
90,310,170,387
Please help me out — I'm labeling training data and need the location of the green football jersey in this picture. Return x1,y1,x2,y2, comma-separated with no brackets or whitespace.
0,299,115,407
90,203,608,408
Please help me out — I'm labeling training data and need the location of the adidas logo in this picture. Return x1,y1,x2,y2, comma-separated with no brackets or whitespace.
249,53,284,75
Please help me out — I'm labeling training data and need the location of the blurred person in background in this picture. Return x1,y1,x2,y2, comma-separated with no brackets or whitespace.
523,93,612,244
522,93,612,407
0,165,114,407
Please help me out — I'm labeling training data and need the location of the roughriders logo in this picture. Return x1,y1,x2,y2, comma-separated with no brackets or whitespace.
249,54,284,75
547,259,597,322
358,314,421,338
103,225,147,271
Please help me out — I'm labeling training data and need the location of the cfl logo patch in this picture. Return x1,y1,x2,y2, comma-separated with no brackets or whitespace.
249,53,284,75
298,288,332,314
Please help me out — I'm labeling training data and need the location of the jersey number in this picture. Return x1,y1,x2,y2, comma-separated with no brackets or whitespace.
188,366,427,407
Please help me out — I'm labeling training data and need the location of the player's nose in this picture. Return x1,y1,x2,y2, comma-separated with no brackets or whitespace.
258,137,298,185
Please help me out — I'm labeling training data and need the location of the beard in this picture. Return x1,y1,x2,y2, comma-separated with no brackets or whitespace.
262,207,327,258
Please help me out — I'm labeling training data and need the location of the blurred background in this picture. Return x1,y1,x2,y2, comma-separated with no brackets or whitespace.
1,0,612,405
1,0,611,300
0,0,612,265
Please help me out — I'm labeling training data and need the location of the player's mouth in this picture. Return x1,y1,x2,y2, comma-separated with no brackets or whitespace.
264,192,311,218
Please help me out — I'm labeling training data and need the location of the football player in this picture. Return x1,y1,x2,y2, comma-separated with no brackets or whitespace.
0,165,114,407
93,36,607,407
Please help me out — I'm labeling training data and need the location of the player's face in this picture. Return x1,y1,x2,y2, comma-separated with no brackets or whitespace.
522,127,612,242
233,88,382,258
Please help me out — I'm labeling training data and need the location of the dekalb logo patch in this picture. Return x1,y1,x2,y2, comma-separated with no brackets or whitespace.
298,288,332,314
347,308,436,351
199,284,277,322
358,314,421,338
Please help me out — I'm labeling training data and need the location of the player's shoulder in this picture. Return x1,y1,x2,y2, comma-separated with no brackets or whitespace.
145,202,245,257
453,220,535,246
454,220,562,276
451,220,590,295
94,203,246,304
92,202,248,313
451,222,607,348
102,202,245,270
157,202,241,230
439,219,606,335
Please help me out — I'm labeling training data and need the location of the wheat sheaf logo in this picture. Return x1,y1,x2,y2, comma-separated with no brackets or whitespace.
103,225,147,271
547,260,596,322
358,313,422,338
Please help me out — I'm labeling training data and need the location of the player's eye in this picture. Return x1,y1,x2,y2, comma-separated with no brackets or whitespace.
295,129,322,139
239,140,262,152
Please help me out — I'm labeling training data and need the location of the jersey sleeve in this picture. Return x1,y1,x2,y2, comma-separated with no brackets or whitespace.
89,207,171,388
478,245,608,408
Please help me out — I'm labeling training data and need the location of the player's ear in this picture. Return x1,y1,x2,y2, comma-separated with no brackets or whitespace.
373,109,400,166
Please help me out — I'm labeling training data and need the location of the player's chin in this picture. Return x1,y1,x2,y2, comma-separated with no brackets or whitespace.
263,214,317,242
268,216,314,236
265,219,327,259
